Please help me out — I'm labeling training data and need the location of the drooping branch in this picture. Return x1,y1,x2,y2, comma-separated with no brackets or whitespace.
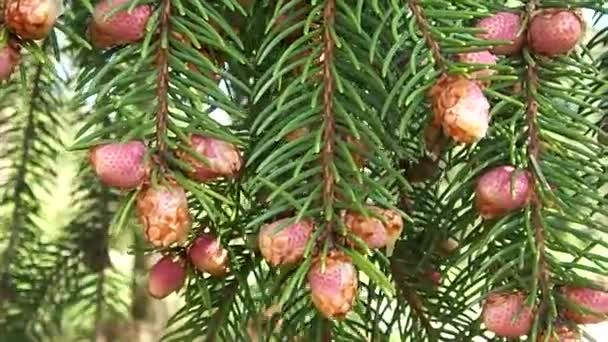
407,0,446,71
155,0,171,171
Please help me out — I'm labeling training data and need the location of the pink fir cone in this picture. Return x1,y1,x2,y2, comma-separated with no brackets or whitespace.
0,40,21,81
258,218,314,267
561,286,608,324
90,0,152,48
4,0,60,40
178,135,242,182
188,233,229,276
136,183,192,247
89,140,148,190
482,292,535,338
457,50,497,85
429,76,490,144
475,165,533,219
147,255,186,299
343,206,403,250
308,251,358,320
528,9,584,57
476,12,525,56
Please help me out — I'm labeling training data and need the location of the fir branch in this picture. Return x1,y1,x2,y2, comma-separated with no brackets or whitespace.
155,0,172,171
407,0,446,71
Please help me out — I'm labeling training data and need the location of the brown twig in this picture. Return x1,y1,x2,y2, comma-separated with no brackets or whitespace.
155,0,171,172
407,0,446,71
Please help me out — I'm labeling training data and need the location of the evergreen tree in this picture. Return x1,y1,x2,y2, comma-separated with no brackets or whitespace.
0,0,608,341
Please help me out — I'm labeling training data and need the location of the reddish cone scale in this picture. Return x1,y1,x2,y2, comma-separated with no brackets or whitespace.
89,141,148,190
528,9,584,57
259,218,314,267
457,50,497,82
429,76,490,144
90,0,152,48
343,206,403,249
0,40,20,81
476,12,525,55
537,325,580,342
188,233,229,276
482,292,535,338
177,135,242,182
475,165,532,219
562,286,608,324
308,251,358,320
4,0,60,40
136,184,192,247
147,255,186,299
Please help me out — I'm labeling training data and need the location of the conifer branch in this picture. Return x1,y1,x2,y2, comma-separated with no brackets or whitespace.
407,0,446,71
321,0,337,232
155,0,171,171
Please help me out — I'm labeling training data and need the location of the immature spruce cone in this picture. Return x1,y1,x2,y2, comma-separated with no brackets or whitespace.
308,251,358,320
90,0,152,48
147,255,186,299
177,135,242,182
137,184,192,247
188,233,229,276
343,206,403,249
0,40,20,81
561,286,608,324
475,165,532,219
89,141,148,190
4,0,60,39
457,50,497,82
528,9,584,57
258,218,314,267
482,292,535,338
537,325,580,342
429,76,490,144
476,12,525,55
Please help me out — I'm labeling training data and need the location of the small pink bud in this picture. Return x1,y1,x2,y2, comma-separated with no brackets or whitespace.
475,165,532,219
136,183,192,247
457,50,497,82
562,286,608,324
0,40,20,81
178,135,242,182
89,141,148,190
90,0,152,48
482,292,535,338
147,255,186,299
343,206,403,249
188,233,229,276
528,9,584,57
308,251,358,320
258,218,314,267
476,12,525,55
422,269,441,287
4,0,60,40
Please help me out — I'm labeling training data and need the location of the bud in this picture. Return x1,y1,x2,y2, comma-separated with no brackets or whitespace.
0,40,20,81
422,268,441,287
90,0,152,48
561,286,608,324
457,50,497,83
4,0,60,40
89,141,148,190
258,218,314,267
188,233,229,276
438,238,459,256
343,206,403,250
177,135,242,182
528,9,584,57
308,251,358,320
537,325,580,342
147,255,186,299
482,292,535,338
476,12,525,56
285,127,309,142
475,165,532,219
429,76,490,144
136,184,192,247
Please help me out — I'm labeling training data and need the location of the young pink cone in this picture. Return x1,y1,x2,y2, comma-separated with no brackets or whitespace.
90,0,152,48
188,233,229,276
529,9,584,57
178,135,242,182
457,50,497,82
343,206,403,250
476,12,525,55
308,251,358,320
562,286,608,324
258,218,314,267
0,40,20,81
4,0,60,40
537,325,581,342
137,184,192,247
89,141,148,190
482,292,535,338
475,165,532,219
429,76,490,144
147,255,186,299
